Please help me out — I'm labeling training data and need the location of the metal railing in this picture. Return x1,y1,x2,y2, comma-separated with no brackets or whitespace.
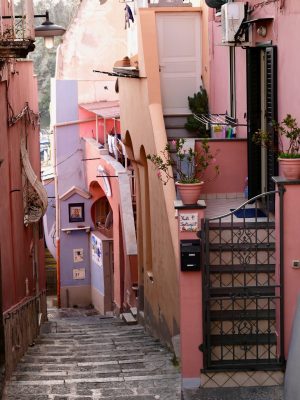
201,189,285,370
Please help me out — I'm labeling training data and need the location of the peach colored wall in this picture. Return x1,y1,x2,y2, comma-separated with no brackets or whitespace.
201,2,209,92
119,7,208,345
196,139,248,194
0,60,45,311
178,207,205,381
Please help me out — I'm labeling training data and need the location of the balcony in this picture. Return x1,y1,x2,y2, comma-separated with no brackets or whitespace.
0,0,35,59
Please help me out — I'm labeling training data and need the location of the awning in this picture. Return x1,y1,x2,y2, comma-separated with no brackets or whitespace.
21,138,48,225
93,68,140,79
79,101,120,119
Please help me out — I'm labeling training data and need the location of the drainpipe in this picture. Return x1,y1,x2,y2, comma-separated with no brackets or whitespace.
96,115,99,143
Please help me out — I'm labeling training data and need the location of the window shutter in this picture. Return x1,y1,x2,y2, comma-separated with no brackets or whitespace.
265,46,278,196
247,48,261,199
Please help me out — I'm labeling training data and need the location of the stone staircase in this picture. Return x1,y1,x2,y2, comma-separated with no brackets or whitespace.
45,248,57,296
201,214,285,387
3,309,180,399
164,114,198,141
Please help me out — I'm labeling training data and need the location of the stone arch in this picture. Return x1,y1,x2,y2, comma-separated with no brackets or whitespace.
89,180,113,236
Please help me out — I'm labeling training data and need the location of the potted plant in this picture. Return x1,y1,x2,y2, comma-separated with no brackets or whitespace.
253,114,300,180
185,86,209,138
147,138,219,205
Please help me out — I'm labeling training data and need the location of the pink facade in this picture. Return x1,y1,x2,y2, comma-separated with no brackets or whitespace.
0,58,47,377
197,139,247,194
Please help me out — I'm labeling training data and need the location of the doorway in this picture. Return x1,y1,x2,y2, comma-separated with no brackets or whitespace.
156,12,201,115
247,46,278,204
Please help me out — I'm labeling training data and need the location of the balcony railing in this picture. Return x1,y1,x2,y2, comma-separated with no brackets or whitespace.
0,0,35,58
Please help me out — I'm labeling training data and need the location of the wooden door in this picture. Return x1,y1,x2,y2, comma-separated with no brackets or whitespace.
156,12,201,115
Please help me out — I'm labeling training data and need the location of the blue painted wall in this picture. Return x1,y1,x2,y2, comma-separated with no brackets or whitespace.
52,79,94,289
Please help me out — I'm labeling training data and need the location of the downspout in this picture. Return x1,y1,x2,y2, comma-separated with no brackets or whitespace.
54,125,61,308
96,115,99,142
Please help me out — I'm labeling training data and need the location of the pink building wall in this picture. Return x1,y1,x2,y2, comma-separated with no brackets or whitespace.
197,139,248,194
203,0,300,371
275,182,300,359
0,61,46,311
178,206,205,387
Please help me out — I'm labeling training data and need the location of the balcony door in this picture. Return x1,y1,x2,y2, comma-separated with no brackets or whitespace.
156,12,201,115
247,46,278,204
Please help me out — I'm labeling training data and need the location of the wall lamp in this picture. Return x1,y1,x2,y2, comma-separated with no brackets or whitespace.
34,11,66,49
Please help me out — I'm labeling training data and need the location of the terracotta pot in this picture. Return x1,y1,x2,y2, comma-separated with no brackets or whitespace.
278,157,300,180
175,181,204,205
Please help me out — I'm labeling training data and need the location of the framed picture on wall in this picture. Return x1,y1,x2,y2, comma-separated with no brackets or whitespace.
69,203,85,223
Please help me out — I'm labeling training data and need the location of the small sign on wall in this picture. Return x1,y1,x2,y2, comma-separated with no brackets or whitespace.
91,234,103,267
179,213,199,232
73,268,86,280
73,248,84,263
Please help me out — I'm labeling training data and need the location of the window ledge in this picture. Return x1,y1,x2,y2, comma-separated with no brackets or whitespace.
61,226,91,234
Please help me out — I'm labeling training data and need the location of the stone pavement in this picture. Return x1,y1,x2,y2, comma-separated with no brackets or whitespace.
182,385,284,400
3,307,180,400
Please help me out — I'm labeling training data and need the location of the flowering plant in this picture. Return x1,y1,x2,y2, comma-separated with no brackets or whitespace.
253,114,300,158
147,138,219,185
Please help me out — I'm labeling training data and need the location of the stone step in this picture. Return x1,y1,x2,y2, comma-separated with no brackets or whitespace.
4,310,180,399
130,307,137,317
121,313,137,325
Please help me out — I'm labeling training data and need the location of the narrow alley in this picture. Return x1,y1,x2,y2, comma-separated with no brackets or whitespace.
3,307,181,400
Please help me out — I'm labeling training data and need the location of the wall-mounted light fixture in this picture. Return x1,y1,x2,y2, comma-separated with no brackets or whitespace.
1,10,65,54
34,11,66,49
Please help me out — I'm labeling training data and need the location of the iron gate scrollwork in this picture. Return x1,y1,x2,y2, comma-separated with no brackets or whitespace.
201,190,285,371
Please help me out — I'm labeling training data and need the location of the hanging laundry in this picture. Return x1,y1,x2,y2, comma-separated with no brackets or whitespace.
124,4,134,29
107,134,114,154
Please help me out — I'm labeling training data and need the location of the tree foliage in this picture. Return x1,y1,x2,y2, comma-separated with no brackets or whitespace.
28,0,80,128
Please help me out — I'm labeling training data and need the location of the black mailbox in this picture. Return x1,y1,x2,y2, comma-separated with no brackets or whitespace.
180,240,201,271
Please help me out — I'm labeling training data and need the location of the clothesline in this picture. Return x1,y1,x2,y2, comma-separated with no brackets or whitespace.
193,113,248,127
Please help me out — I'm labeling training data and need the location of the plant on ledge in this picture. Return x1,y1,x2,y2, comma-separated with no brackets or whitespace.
147,138,219,204
253,114,300,179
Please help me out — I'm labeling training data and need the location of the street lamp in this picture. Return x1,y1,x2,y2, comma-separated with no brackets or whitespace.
35,11,66,49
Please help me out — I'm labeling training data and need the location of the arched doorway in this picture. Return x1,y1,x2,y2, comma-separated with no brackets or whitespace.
89,181,114,314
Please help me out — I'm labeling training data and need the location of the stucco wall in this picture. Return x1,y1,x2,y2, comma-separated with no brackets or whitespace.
55,0,127,81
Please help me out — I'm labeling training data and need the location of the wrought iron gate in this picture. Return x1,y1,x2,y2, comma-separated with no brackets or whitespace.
201,190,285,371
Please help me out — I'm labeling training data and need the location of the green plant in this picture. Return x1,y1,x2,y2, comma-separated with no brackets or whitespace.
185,86,209,137
253,114,300,158
147,138,219,185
